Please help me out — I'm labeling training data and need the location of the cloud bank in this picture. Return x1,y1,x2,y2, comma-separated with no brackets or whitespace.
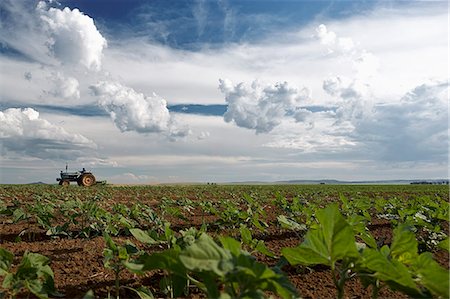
266,79,448,164
354,80,449,162
0,108,97,160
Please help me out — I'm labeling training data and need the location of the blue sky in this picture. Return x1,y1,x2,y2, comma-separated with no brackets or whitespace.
60,0,376,48
0,0,448,184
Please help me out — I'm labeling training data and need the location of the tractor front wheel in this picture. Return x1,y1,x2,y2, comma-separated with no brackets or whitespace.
59,180,70,186
79,173,96,187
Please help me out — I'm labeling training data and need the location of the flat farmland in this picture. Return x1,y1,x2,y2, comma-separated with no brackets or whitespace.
0,184,448,298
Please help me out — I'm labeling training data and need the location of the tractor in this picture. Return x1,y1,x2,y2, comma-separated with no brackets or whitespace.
57,165,96,186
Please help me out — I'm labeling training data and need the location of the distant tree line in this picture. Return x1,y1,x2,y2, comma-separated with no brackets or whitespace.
410,180,449,185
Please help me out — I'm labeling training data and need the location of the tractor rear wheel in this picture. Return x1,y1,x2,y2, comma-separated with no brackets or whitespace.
79,173,96,187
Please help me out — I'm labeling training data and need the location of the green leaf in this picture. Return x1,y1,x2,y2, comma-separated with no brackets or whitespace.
437,237,449,252
124,286,155,299
26,279,48,299
219,236,242,256
255,241,275,258
361,248,420,295
239,225,252,244
171,274,189,298
118,246,128,260
230,253,299,299
164,222,175,242
195,272,221,298
380,245,390,257
140,249,185,275
82,290,95,299
179,233,232,276
118,215,133,229
217,293,232,299
339,194,349,210
359,231,378,249
133,249,190,297
133,229,161,245
282,203,359,267
13,208,27,222
0,248,13,276
347,214,367,234
282,232,330,266
252,215,268,231
103,232,117,252
390,224,418,265
123,261,144,273
27,252,50,268
2,272,13,288
413,252,449,298
277,215,307,231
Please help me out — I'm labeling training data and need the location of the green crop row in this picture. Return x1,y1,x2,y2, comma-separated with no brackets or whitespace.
1,197,164,239
1,185,448,298
2,203,448,299
1,186,448,253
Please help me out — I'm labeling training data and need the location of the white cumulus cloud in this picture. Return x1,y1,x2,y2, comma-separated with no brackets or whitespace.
315,24,355,54
0,1,106,70
317,23,379,125
323,76,369,99
323,76,371,122
315,24,379,78
38,2,107,71
0,108,97,160
219,79,311,133
90,81,190,138
45,72,80,99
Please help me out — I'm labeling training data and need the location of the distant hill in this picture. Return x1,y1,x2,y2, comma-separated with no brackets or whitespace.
28,181,47,185
277,179,449,185
227,179,449,185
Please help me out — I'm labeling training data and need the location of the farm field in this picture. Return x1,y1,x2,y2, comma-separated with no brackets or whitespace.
0,184,449,299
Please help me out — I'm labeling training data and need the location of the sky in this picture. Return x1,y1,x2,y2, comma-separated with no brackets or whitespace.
0,0,448,184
